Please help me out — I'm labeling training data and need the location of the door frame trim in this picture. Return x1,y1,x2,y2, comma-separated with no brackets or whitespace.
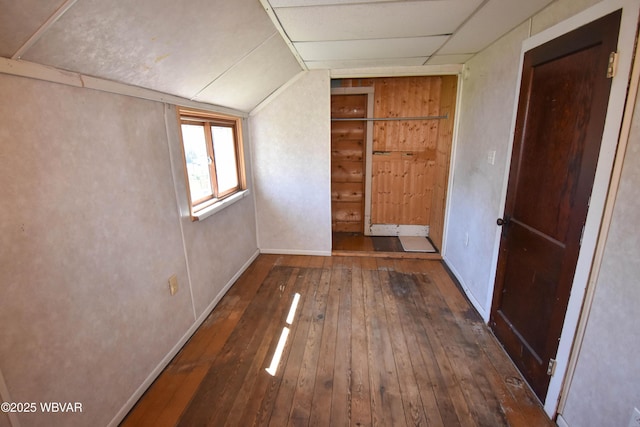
488,0,640,418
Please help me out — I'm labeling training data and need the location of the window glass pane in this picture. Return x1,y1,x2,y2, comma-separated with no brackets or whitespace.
211,126,239,193
181,124,213,202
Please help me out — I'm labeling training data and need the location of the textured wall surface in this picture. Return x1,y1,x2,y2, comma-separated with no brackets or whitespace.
163,107,258,318
444,0,609,319
445,0,640,424
0,74,257,426
443,20,529,317
250,71,332,255
561,86,640,427
530,0,602,34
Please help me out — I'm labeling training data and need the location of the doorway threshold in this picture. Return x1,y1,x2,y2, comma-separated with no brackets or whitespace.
332,232,442,260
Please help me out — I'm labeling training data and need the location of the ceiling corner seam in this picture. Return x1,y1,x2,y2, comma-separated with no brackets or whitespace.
11,0,80,60
189,31,281,102
425,0,491,62
258,0,308,71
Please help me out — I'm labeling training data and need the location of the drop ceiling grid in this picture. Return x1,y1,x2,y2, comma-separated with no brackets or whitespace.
294,35,449,61
272,0,484,42
426,53,475,66
437,0,556,55
306,57,428,70
269,0,394,6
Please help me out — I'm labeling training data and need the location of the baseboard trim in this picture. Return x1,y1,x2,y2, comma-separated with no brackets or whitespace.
107,249,260,427
556,414,569,427
259,248,332,256
442,255,489,322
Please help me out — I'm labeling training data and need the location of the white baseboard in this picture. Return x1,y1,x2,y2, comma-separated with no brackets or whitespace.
259,248,331,256
442,255,489,322
556,414,569,427
107,249,260,427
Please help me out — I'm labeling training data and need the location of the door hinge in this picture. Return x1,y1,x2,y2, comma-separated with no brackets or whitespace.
547,358,557,376
607,51,618,78
580,224,585,246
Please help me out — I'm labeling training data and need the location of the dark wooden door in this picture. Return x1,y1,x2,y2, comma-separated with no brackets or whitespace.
490,11,621,400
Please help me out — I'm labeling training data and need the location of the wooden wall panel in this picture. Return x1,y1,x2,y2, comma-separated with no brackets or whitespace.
332,202,363,222
331,95,367,118
332,182,363,203
337,76,456,245
332,122,365,140
331,161,363,182
370,153,434,225
332,139,364,162
331,94,367,233
368,76,443,228
337,79,374,88
372,77,442,153
428,75,458,250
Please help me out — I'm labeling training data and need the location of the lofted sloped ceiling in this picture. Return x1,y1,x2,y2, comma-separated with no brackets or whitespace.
0,0,303,112
0,0,554,112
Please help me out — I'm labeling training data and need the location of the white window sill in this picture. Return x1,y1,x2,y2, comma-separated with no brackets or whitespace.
191,189,250,221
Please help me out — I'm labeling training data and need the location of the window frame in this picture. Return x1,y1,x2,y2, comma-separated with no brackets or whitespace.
177,107,246,220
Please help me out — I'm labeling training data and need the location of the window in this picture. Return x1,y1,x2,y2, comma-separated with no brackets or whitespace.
177,107,246,220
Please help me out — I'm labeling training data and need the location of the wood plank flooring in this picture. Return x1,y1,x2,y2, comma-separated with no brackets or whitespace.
332,232,441,260
121,255,554,427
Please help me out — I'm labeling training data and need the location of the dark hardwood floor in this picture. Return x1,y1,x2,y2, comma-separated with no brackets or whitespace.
121,255,554,427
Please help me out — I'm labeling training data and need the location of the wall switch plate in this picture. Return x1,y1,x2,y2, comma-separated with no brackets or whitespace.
628,407,640,427
168,274,178,296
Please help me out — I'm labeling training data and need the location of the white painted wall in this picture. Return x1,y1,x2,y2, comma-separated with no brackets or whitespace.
444,0,603,320
443,19,530,319
560,78,640,427
0,73,258,426
444,0,640,422
250,71,332,255
164,107,259,318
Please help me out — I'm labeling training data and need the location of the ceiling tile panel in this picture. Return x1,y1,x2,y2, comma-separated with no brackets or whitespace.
426,53,475,65
274,0,483,42
306,57,428,70
22,0,277,100
294,36,449,61
0,0,68,57
194,35,302,112
438,0,555,54
270,0,394,6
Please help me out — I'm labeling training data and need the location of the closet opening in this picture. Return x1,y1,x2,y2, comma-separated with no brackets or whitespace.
330,76,457,258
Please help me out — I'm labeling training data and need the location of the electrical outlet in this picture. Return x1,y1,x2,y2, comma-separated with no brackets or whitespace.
628,407,640,427
168,274,178,296
465,232,469,247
